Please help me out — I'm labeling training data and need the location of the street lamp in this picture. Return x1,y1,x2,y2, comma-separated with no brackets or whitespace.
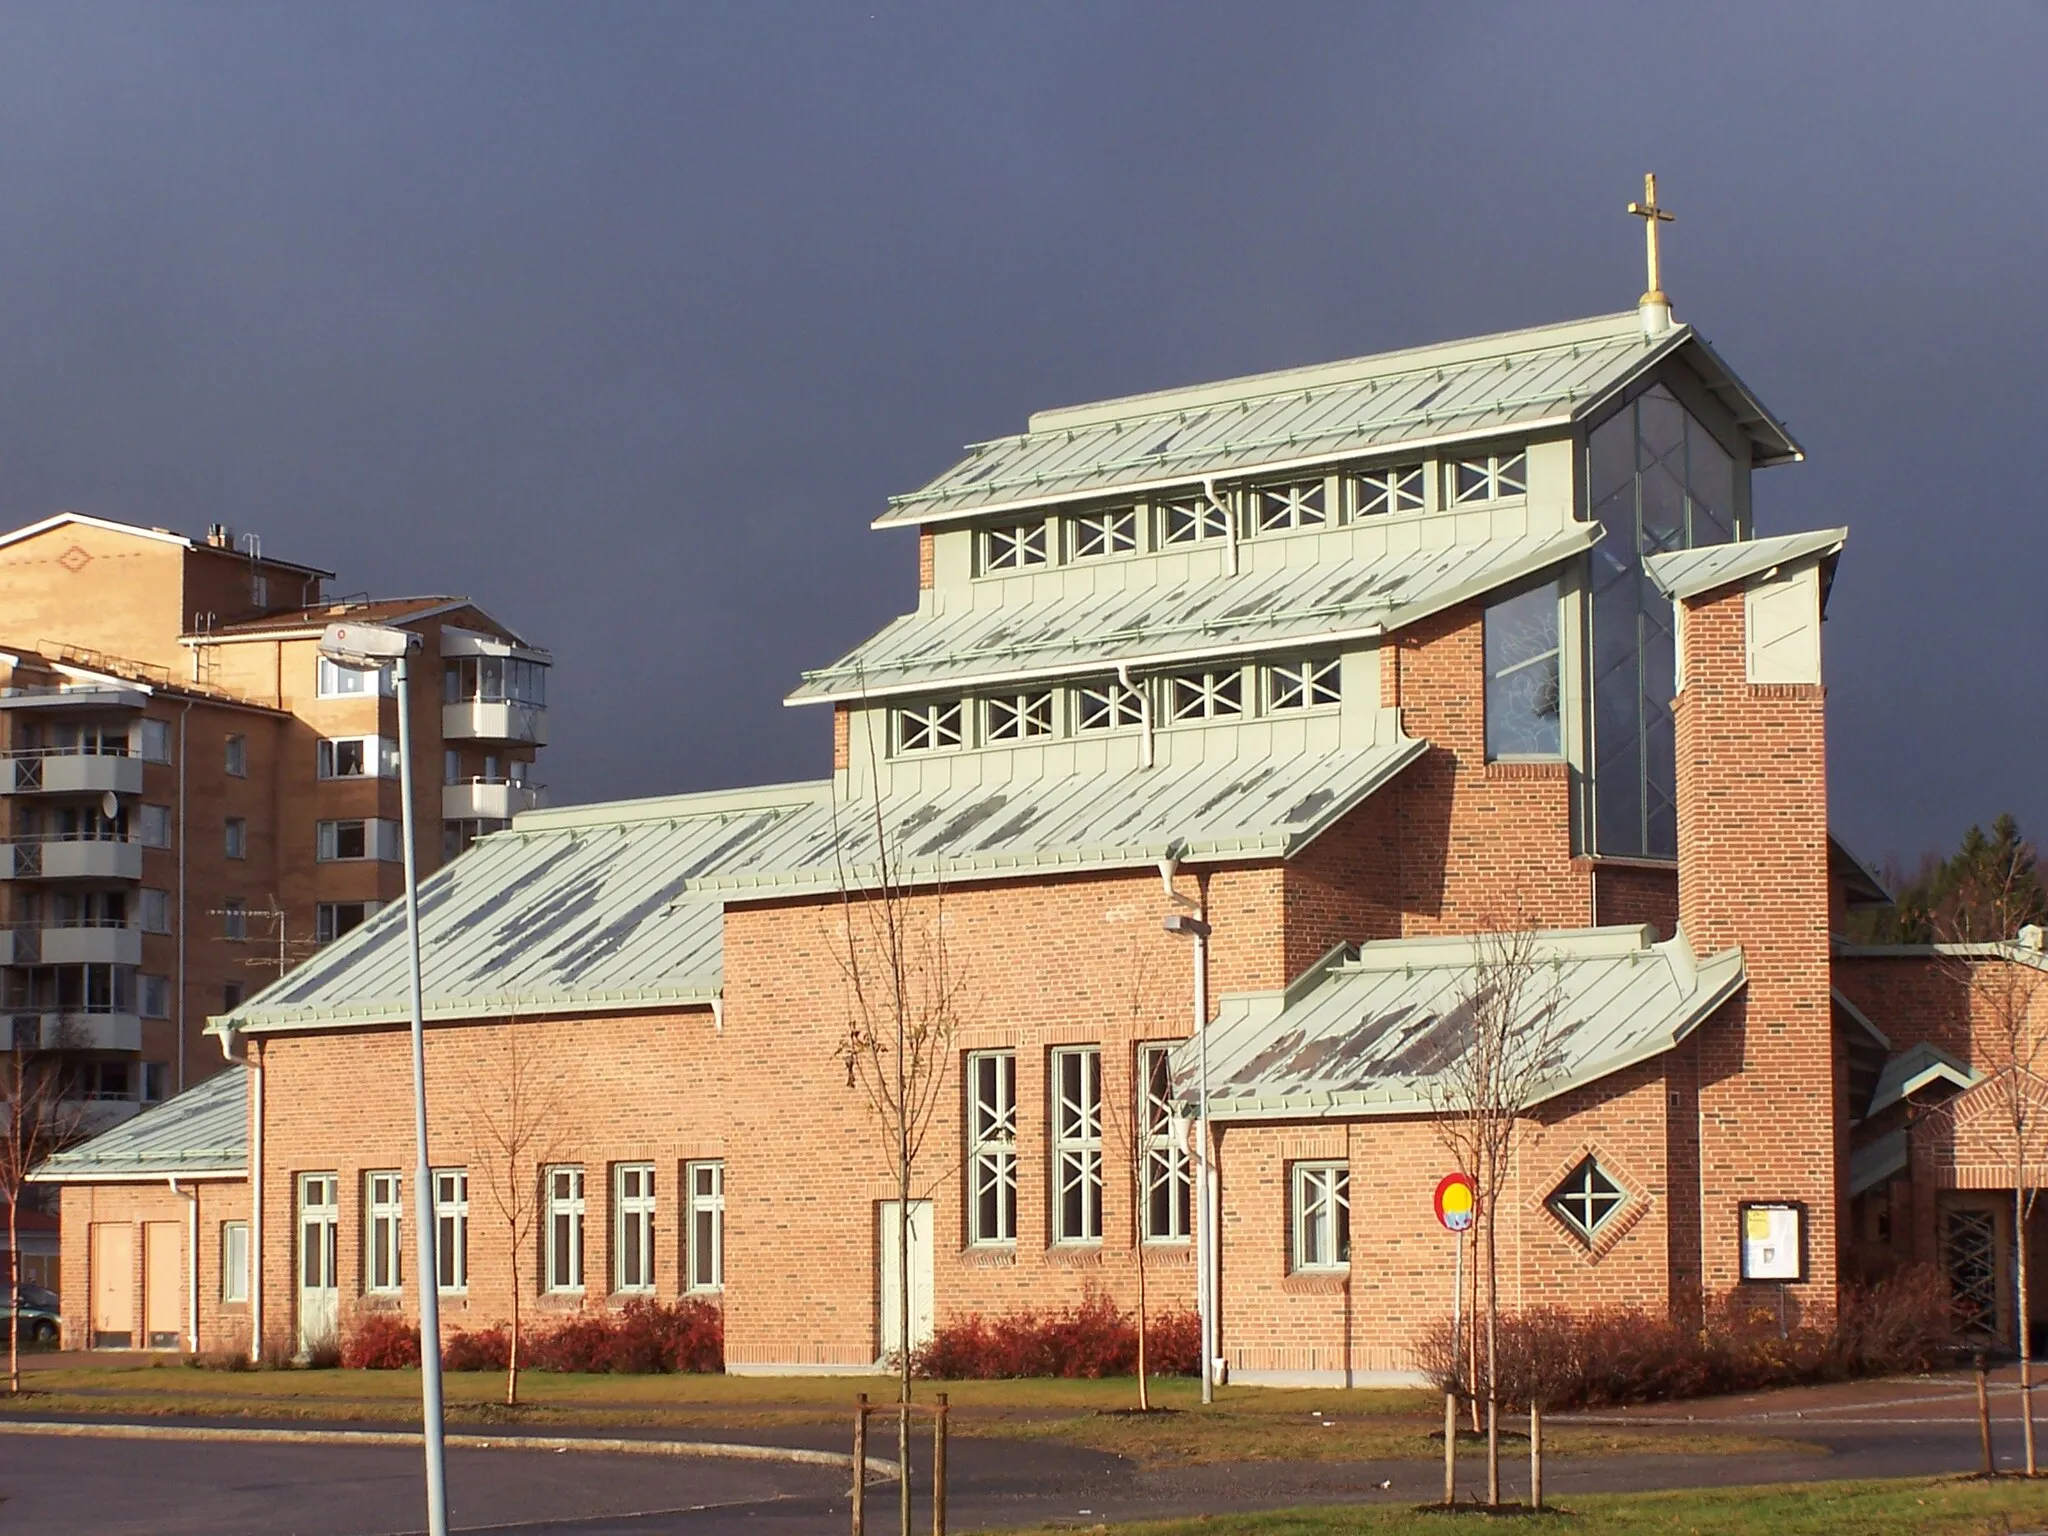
319,621,447,1536
1160,854,1218,1406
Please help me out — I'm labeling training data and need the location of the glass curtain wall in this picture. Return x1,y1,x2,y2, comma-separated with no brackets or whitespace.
1587,384,1739,858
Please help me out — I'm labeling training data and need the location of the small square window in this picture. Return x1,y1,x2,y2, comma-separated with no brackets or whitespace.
981,521,1049,573
1449,450,1529,505
1160,494,1230,545
224,735,247,777
984,691,1054,743
1265,657,1341,712
1548,1156,1626,1245
1254,480,1328,533
1073,680,1143,732
1068,507,1138,560
895,700,964,754
1291,1161,1350,1272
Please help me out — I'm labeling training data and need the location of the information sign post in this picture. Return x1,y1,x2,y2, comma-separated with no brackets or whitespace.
1434,1173,1476,1507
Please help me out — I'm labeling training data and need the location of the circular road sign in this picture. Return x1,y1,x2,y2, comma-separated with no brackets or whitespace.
1434,1172,1476,1233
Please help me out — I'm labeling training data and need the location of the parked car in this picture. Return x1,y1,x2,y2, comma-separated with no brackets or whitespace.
4,1284,59,1344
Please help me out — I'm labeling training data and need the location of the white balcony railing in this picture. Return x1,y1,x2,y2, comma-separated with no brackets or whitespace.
442,700,548,746
441,779,545,821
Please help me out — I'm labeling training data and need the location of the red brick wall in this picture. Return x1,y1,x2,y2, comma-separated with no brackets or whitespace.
56,1178,250,1354
918,531,936,591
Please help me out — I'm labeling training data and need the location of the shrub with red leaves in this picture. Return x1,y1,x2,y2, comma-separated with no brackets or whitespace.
915,1288,1200,1380
341,1310,422,1370
437,1299,724,1374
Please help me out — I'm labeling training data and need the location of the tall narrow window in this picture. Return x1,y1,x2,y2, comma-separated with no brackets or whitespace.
365,1171,402,1294
1052,1047,1102,1243
141,888,171,934
1485,582,1563,760
1140,1046,1190,1242
221,1221,250,1303
137,719,171,763
615,1163,657,1293
966,1051,1017,1245
687,1161,724,1291
1291,1162,1350,1271
544,1165,585,1292
221,897,247,942
981,520,1049,572
224,735,247,777
1068,507,1138,560
1353,464,1425,518
1074,680,1144,732
224,818,247,859
984,691,1054,743
434,1169,469,1293
1264,657,1341,712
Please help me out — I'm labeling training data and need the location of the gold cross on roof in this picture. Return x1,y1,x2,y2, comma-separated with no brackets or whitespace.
1627,172,1674,304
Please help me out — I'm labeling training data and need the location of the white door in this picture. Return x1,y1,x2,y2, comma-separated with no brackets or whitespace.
298,1173,340,1353
877,1200,934,1363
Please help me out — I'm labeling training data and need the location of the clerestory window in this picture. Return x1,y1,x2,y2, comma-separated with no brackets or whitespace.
1264,657,1340,712
984,691,1054,743
1068,507,1139,560
894,700,964,754
1165,668,1243,723
1449,450,1528,505
1074,680,1144,733
1254,479,1329,533
1353,464,1426,518
1159,494,1230,545
982,520,1050,573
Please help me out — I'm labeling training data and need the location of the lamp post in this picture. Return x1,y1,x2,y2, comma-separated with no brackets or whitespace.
319,622,447,1536
1160,856,1217,1406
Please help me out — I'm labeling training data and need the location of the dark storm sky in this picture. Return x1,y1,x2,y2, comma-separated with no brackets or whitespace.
0,4,2041,869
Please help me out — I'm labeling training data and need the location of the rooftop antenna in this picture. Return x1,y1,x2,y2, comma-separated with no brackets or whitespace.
1627,172,1676,338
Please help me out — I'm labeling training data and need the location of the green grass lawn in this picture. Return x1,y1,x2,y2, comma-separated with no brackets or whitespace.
993,1477,2048,1536
0,1366,1783,1464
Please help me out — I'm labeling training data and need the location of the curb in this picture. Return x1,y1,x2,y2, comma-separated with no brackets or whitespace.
0,1418,901,1478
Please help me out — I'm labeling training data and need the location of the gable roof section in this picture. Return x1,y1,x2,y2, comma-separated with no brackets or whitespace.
0,512,334,577
878,314,1800,528
1646,527,1847,602
34,1065,248,1181
1868,1042,1979,1117
1179,924,1744,1122
790,526,1596,704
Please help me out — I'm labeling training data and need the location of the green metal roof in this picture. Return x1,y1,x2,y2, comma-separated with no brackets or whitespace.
1868,1042,1979,1117
1645,527,1847,601
790,527,1596,705
35,1064,248,1181
878,313,1801,527
1849,1127,1908,1198
1177,924,1744,1122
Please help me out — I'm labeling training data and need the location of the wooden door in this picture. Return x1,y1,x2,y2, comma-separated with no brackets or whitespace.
143,1221,181,1349
89,1224,133,1348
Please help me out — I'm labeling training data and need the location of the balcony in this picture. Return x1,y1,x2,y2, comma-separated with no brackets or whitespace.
443,700,548,746
0,685,148,715
0,1012,142,1052
0,925,141,967
442,779,545,820
0,838,143,881
5,751,144,797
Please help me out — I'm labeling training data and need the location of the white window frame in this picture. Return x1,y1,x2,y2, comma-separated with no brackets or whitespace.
1068,506,1139,561
224,734,247,777
140,888,170,934
980,519,1050,573
966,1051,1017,1246
224,817,247,860
316,735,399,781
1253,478,1329,533
983,690,1054,743
316,655,394,698
1159,493,1230,546
1292,1161,1350,1272
1051,1046,1103,1244
1139,1045,1190,1243
1352,463,1426,518
221,1221,250,1304
1448,449,1529,505
687,1160,724,1292
316,901,380,944
1264,656,1341,713
317,818,401,863
1073,679,1144,733
614,1162,657,1294
365,1170,403,1295
136,718,171,764
894,700,964,755
1164,667,1244,723
433,1168,469,1293
544,1164,585,1293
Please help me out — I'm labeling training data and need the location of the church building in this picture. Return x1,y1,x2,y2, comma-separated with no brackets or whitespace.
42,225,2046,1370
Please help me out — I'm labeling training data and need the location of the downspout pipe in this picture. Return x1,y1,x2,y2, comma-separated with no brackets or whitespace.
169,1177,198,1352
177,698,193,1094
1201,477,1238,576
219,1027,261,1363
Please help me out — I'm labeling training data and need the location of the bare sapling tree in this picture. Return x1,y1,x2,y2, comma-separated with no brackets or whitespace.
828,711,970,1536
467,1019,560,1408
0,1028,87,1392
1427,925,1568,1509
1097,943,1173,1411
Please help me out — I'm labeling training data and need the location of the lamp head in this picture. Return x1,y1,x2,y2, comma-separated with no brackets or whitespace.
319,621,419,667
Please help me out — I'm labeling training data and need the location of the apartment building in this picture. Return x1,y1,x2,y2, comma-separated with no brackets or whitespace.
0,512,549,1130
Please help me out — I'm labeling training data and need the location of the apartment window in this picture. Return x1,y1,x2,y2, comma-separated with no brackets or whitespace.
221,1222,250,1304
687,1161,724,1291
316,901,380,944
445,655,547,707
1074,680,1143,732
443,819,508,860
1449,449,1529,505
140,889,170,934
444,749,461,785
981,520,1049,573
1353,464,1425,518
142,1063,167,1102
139,974,170,1019
250,572,268,607
224,818,247,859
318,818,400,862
1164,668,1243,722
1069,507,1138,560
316,655,392,698
137,718,171,763
894,700,963,755
544,1165,585,1292
139,804,171,848
1254,479,1328,533
317,736,398,780
1160,493,1230,545
1484,581,1562,760
1264,657,1341,712
1140,1045,1191,1242
224,734,247,777
966,1051,1017,1246
1051,1047,1103,1244
1291,1162,1350,1272
221,897,247,942
615,1164,657,1293
1548,1156,1626,1246
434,1169,469,1292
984,691,1054,743
222,981,244,1011
365,1171,403,1294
